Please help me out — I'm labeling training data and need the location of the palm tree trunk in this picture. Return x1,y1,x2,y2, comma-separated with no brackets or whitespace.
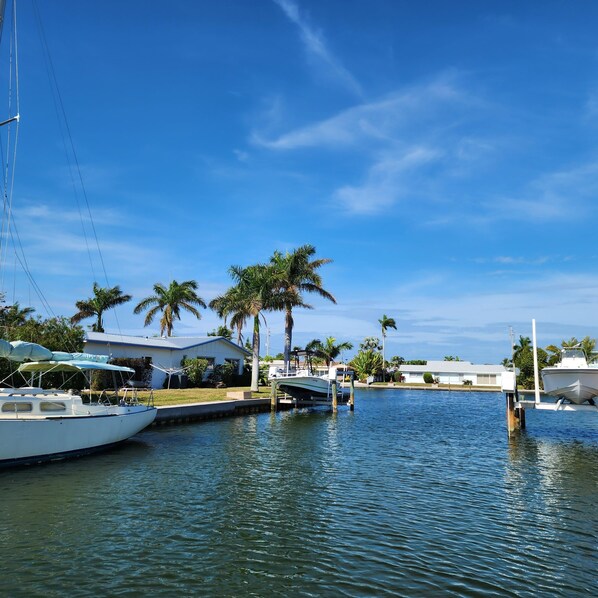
250,315,261,392
283,307,292,371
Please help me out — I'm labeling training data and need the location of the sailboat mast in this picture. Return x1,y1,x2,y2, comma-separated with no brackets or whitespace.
0,1,6,47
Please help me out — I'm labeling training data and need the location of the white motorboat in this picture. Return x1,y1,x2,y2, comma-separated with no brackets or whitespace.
268,351,350,401
541,348,598,404
0,340,156,468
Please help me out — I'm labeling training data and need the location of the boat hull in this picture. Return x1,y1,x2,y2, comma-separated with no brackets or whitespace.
278,375,332,399
541,368,598,404
0,406,157,467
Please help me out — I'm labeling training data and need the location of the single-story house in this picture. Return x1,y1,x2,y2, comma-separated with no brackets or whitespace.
399,361,508,387
84,332,250,389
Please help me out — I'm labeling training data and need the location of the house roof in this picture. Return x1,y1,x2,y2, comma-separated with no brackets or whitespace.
399,361,506,374
84,332,251,356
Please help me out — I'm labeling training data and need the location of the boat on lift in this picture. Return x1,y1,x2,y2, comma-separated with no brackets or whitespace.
0,340,156,468
541,348,598,404
268,350,350,401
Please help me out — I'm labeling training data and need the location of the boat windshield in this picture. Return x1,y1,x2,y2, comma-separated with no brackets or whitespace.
561,348,586,360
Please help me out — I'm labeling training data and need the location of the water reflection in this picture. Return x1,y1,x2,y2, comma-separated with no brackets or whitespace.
1,392,597,597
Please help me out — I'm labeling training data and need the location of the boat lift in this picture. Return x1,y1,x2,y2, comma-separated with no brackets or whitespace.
505,319,598,436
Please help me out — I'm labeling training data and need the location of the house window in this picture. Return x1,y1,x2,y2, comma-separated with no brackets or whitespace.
477,374,497,385
203,358,215,371
225,358,240,372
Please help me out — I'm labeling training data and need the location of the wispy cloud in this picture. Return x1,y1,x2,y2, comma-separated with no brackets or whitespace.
272,0,363,97
252,77,468,150
333,146,441,214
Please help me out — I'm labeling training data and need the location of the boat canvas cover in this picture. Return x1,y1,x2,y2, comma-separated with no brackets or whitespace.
18,360,134,374
0,338,132,373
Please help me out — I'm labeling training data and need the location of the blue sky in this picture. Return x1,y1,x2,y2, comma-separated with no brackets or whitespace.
2,0,598,364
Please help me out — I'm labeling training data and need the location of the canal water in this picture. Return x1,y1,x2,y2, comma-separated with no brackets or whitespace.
1,390,597,597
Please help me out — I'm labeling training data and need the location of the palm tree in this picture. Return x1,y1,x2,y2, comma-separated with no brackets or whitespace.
209,284,251,346
270,245,336,370
133,280,206,337
308,336,353,367
222,264,281,391
71,282,132,333
513,335,531,362
379,314,397,382
0,302,35,330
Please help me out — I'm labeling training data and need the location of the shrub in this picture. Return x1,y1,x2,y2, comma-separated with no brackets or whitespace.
181,357,209,387
423,372,434,384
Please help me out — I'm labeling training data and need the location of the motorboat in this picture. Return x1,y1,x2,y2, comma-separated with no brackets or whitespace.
0,340,156,467
541,348,598,404
268,350,350,401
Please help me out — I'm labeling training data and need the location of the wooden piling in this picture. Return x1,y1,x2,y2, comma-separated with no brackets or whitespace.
331,379,338,412
506,392,521,436
270,380,278,412
349,376,355,411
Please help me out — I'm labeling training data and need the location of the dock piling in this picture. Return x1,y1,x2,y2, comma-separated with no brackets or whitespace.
349,376,355,411
270,380,278,412
331,379,338,412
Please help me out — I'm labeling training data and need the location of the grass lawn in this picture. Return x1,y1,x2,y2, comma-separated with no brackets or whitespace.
135,386,271,407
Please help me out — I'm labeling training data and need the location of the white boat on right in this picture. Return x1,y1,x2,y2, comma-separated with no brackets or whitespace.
541,348,598,404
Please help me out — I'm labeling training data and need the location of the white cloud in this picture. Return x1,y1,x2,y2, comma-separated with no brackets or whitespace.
272,0,363,97
333,146,442,214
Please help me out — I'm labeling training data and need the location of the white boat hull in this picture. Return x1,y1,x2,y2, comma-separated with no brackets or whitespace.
541,368,598,404
278,375,332,398
0,406,156,467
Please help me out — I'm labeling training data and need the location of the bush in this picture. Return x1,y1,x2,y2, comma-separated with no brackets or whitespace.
393,371,404,383
463,379,473,386
423,372,434,384
181,357,209,387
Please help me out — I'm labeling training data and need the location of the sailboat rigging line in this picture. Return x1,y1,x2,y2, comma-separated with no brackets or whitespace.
32,1,119,301
0,0,18,294
31,0,99,285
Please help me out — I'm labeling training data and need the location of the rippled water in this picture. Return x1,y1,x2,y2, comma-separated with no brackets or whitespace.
1,390,597,597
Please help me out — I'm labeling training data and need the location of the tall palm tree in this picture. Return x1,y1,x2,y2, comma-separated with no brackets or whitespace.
71,282,132,333
133,280,206,337
270,244,336,370
223,264,280,392
308,336,353,367
379,314,397,382
209,284,251,346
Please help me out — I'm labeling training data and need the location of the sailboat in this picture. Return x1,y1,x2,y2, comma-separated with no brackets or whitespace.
0,2,156,467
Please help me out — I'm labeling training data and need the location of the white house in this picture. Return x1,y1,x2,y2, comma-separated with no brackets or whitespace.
399,361,507,387
84,332,250,388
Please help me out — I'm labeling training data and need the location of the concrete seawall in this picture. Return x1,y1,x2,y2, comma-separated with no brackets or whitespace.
154,398,277,425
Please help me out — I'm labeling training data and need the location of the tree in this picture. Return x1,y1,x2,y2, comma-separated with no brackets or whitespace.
308,336,353,367
350,350,383,382
221,264,280,392
0,302,35,332
378,314,397,382
270,244,336,371
513,336,531,363
71,282,132,333
134,280,206,337
360,337,382,351
207,325,233,339
209,285,251,346
444,355,461,361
